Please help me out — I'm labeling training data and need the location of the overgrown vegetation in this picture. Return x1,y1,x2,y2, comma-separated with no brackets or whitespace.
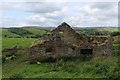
2,56,119,78
30,55,93,64
111,31,120,36
112,44,120,56
9,73,24,79
2,27,119,78
2,43,119,78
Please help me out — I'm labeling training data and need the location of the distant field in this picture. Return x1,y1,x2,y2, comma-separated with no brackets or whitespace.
2,38,37,49
2,27,56,38
74,27,118,32
2,28,21,37
1,27,118,38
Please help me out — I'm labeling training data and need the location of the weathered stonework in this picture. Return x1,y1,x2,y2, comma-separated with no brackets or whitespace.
29,22,112,60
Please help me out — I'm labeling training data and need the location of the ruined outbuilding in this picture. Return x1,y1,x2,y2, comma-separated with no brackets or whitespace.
29,22,112,60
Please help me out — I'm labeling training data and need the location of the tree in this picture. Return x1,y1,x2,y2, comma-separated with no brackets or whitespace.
110,31,120,36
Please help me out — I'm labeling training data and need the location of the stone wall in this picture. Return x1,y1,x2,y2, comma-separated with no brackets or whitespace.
29,22,112,60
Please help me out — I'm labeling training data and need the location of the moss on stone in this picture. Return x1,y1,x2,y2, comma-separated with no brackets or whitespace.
30,39,45,48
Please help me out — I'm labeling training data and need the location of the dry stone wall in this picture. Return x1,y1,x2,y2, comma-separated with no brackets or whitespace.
29,22,112,60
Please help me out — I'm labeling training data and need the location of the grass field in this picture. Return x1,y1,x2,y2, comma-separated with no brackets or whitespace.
2,38,37,49
2,28,21,37
2,55,119,78
2,27,56,38
74,27,118,32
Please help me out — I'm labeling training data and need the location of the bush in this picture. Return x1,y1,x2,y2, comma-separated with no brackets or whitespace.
62,63,78,73
9,73,24,79
56,55,92,62
29,57,56,64
29,59,37,64
93,64,109,75
77,54,93,61
29,55,93,64
112,44,120,56
57,56,75,61
16,50,26,56
38,57,57,63
2,56,6,63
5,52,14,57
10,55,17,60
106,66,120,79
111,31,120,36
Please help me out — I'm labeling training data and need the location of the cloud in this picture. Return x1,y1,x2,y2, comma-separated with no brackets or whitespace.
2,2,65,13
91,2,117,10
1,2,66,27
24,2,65,13
1,15,33,27
26,14,59,27
1,2,118,27
25,2,118,27
72,2,118,27
26,6,70,27
2,2,24,11
26,14,57,26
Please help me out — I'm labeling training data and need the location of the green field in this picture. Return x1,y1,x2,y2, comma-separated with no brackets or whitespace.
2,28,21,37
2,38,37,49
2,27,56,38
1,27,118,38
1,27,120,79
2,56,119,78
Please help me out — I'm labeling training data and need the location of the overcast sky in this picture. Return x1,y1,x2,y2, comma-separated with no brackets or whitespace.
0,2,118,27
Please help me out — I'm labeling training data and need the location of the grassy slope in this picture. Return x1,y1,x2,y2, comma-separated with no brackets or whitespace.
1,27,119,78
1,27,118,37
2,28,21,37
22,27,47,36
2,36,120,78
1,27,56,37
76,27,118,32
2,56,119,78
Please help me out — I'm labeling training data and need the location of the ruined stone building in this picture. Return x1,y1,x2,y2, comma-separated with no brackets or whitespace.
29,22,112,60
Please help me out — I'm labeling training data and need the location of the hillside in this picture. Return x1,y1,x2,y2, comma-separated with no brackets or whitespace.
1,26,118,38
2,26,120,79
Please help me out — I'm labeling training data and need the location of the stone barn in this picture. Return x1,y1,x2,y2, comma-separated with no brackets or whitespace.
29,22,112,60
